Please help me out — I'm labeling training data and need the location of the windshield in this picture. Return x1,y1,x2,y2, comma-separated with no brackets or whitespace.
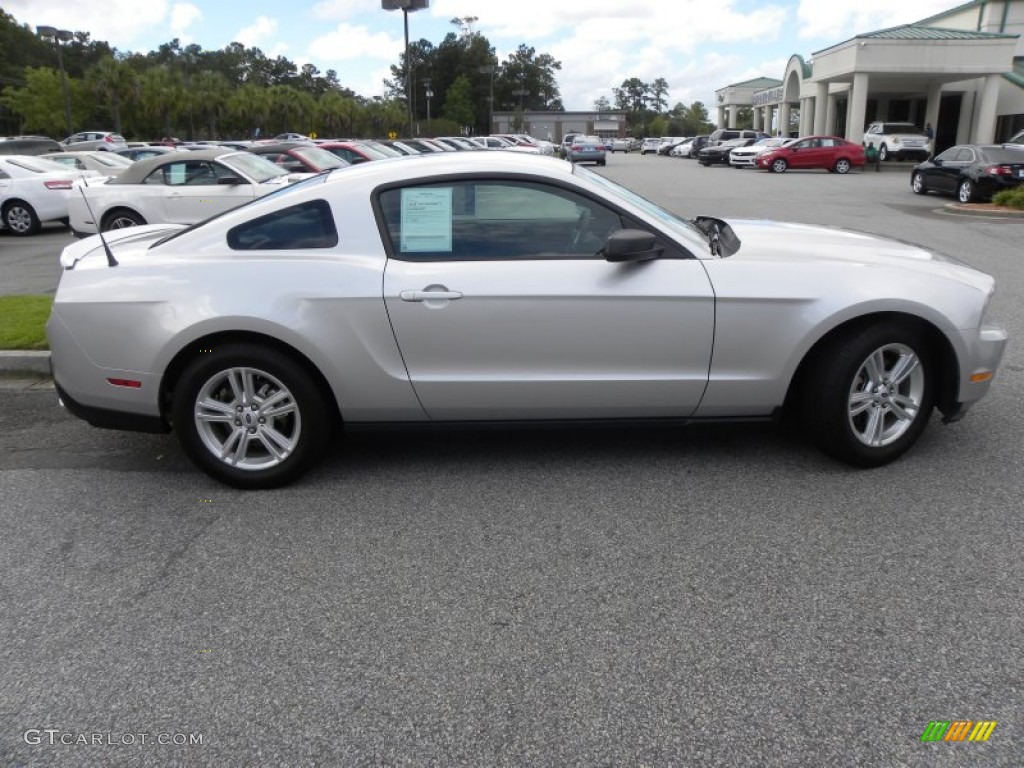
573,165,708,249
91,152,132,166
221,152,289,183
150,173,331,249
292,146,348,169
6,157,69,172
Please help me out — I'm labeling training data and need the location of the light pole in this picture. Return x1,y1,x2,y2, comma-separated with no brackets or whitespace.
423,78,433,135
36,25,73,136
478,64,495,133
381,0,428,138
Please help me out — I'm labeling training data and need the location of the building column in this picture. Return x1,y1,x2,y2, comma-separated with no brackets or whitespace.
752,107,762,131
717,106,726,128
800,97,814,137
778,102,791,137
727,104,738,129
972,74,1000,143
923,82,941,151
846,72,869,142
813,82,828,135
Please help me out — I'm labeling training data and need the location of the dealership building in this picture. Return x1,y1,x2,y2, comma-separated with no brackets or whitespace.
714,0,1024,152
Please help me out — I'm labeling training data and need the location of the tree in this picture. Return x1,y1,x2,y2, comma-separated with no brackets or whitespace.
594,95,610,112
1,67,90,136
140,65,185,138
442,74,475,130
650,78,669,113
495,45,563,112
190,71,231,137
227,83,271,139
87,55,137,135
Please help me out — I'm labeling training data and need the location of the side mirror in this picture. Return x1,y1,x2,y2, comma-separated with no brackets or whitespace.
602,229,663,263
932,157,943,166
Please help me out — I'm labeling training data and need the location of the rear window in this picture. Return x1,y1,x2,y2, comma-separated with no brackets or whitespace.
980,147,1024,164
883,124,922,134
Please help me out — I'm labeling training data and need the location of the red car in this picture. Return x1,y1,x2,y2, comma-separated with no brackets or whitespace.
757,136,866,174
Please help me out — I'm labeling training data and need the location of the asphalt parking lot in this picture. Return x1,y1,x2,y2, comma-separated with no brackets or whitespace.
1,154,1022,767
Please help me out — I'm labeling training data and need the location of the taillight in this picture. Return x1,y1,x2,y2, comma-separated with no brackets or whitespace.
44,180,73,190
985,165,1013,176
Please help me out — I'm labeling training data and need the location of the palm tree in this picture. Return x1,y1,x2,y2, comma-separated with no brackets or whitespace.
190,71,230,138
140,65,185,139
88,56,138,135
227,84,271,140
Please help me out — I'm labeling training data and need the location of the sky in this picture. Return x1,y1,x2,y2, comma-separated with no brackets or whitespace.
10,0,961,110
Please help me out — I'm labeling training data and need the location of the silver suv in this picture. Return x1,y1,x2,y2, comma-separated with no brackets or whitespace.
862,122,930,161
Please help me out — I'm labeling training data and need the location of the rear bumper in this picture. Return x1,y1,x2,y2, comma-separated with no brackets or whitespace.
55,381,169,433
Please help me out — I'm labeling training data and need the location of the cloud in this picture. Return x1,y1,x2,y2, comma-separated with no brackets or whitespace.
311,0,380,19
170,3,202,37
235,16,279,48
796,0,958,41
307,23,403,64
3,0,169,48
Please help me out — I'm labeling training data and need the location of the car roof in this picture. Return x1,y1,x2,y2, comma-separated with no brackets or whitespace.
107,147,236,184
247,142,309,153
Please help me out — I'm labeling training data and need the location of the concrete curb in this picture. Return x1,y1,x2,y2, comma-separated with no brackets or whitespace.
944,202,1024,218
0,350,51,376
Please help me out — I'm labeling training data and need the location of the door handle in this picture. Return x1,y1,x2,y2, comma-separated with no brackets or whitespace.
399,289,463,302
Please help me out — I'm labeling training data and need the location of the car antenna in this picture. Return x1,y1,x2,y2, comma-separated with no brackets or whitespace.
76,185,118,267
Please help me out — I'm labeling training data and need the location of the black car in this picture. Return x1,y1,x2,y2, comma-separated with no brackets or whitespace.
686,135,710,158
697,137,756,166
911,144,1024,203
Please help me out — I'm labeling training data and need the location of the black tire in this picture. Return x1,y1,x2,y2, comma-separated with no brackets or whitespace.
911,172,928,195
101,209,146,231
171,343,332,488
3,200,41,236
834,158,852,174
771,158,788,173
957,179,974,204
879,144,888,161
803,323,934,467
598,160,606,166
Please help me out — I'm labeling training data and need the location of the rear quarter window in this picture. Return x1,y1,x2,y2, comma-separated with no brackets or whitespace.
227,199,338,250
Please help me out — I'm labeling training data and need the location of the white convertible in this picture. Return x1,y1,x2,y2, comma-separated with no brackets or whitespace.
67,148,311,235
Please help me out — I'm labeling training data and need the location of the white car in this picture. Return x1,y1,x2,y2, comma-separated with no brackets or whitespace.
0,155,100,236
610,138,633,153
41,151,133,178
728,137,792,168
863,122,931,161
67,148,310,235
640,138,661,155
48,153,1006,488
671,140,693,157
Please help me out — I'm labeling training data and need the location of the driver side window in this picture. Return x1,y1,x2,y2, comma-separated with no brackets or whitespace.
378,180,626,261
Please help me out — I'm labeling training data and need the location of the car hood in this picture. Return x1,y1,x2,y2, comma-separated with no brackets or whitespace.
59,224,185,270
724,219,993,291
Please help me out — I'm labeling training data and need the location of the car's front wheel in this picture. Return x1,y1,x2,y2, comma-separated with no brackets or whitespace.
911,172,928,195
804,323,934,467
3,200,41,236
957,179,975,204
879,144,889,161
771,158,788,173
172,343,332,488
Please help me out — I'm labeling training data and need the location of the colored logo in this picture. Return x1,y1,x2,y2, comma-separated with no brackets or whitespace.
920,720,997,742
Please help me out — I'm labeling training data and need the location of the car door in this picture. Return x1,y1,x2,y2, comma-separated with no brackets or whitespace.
787,138,823,169
379,177,716,420
930,147,971,194
144,159,256,223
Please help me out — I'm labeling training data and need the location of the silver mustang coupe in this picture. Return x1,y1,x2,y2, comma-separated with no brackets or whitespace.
47,153,1007,488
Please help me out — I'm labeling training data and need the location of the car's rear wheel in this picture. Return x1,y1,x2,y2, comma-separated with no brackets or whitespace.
957,179,975,204
834,158,852,174
3,200,40,236
804,323,934,467
771,158,788,173
102,209,146,231
172,343,331,488
911,172,928,195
